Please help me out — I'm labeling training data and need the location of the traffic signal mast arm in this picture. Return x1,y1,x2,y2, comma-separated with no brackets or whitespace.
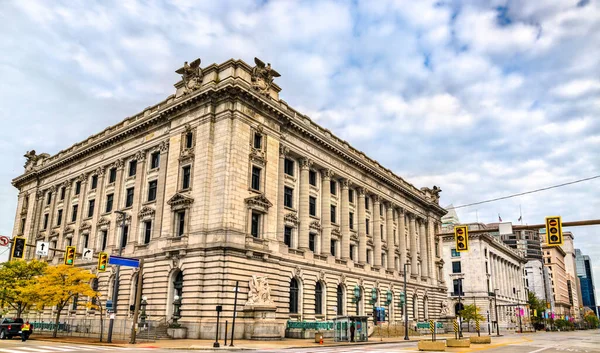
21,242,101,259
436,218,600,236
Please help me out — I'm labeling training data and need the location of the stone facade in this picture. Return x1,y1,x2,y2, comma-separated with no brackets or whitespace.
11,58,447,339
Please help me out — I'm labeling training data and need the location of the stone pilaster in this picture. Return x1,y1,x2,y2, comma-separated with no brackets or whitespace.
409,213,418,276
427,218,436,283
373,195,382,268
90,167,106,248
419,218,429,279
357,187,367,264
130,150,147,245
153,141,170,240
109,159,125,248
276,146,288,243
386,203,395,271
398,208,407,268
298,158,312,251
340,179,350,260
47,186,58,237
320,169,334,255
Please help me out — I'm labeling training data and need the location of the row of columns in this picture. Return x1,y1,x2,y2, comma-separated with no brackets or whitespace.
276,150,440,283
490,253,523,299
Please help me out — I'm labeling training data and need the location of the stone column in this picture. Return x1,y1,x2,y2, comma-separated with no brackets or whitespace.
427,218,437,282
153,141,170,240
47,186,58,234
373,195,382,268
398,208,407,268
59,182,72,235
90,167,106,248
340,180,350,260
298,158,312,251
419,218,429,279
386,203,395,271
409,213,418,276
109,160,125,248
357,187,367,264
130,150,147,245
276,146,288,243
321,169,334,255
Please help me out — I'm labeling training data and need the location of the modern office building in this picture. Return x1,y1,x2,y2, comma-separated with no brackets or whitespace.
576,249,597,316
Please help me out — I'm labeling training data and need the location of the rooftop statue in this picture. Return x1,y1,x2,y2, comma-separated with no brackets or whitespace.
175,58,203,94
251,57,280,96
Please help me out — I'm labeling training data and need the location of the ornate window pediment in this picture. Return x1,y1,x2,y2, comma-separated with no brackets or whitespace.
332,226,341,237
245,194,272,212
168,193,194,211
49,230,59,240
80,222,91,231
249,148,266,166
98,217,110,226
139,206,156,218
284,212,300,226
309,220,321,232
64,225,74,234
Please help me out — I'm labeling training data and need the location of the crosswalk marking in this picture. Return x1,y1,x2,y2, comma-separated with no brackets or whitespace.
36,347,74,352
0,345,137,353
9,348,51,352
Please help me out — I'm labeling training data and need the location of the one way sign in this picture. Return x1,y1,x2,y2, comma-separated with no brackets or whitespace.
83,248,94,261
36,241,49,257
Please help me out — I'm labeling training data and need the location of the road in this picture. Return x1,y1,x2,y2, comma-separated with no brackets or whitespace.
0,330,597,353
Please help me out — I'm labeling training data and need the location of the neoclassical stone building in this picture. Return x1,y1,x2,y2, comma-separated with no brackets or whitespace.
11,58,447,339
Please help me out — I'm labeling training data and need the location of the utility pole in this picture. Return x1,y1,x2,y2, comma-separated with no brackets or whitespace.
130,259,144,344
494,289,500,336
458,278,463,338
108,210,126,343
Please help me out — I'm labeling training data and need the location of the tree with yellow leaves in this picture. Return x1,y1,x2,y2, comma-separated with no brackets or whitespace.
0,260,47,318
35,265,98,337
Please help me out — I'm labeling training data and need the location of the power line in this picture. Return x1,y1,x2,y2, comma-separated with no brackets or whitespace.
449,174,600,210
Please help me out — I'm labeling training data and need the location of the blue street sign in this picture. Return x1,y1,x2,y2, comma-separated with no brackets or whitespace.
108,255,140,268
106,300,113,310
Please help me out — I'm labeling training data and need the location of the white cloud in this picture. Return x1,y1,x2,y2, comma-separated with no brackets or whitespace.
551,79,600,99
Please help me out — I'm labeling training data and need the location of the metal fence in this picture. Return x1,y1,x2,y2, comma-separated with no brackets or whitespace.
26,317,158,342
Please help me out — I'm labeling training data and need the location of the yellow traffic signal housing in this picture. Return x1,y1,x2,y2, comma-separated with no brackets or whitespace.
454,225,469,252
545,216,563,246
65,246,76,266
98,252,108,272
12,237,27,259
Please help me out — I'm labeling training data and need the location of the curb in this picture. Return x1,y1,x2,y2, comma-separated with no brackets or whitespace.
31,337,128,347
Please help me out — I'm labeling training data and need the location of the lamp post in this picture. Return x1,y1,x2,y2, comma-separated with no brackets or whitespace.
403,263,409,341
517,290,523,333
457,278,463,338
494,289,500,336
107,210,126,343
172,295,182,325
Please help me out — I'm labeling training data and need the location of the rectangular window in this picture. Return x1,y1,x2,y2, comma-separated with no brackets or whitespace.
251,166,261,191
101,230,108,251
350,244,356,261
185,132,193,149
284,226,292,247
284,187,293,208
284,158,294,176
309,170,317,186
144,220,152,244
330,239,337,256
129,160,137,177
330,180,336,195
365,196,369,210
309,233,316,252
453,279,464,296
150,152,160,169
125,187,134,208
87,199,95,218
47,192,52,205
380,203,383,215
121,225,129,248
330,205,337,223
66,237,72,247
309,196,317,216
82,234,89,249
60,187,66,201
75,181,81,195
19,218,25,234
253,133,262,149
71,204,78,222
451,248,460,257
105,193,114,213
366,219,370,235
380,225,384,240
182,165,191,189
251,212,260,238
91,175,98,190
57,209,63,226
367,250,372,264
348,189,354,203
452,261,462,273
43,213,49,230
349,212,354,230
147,180,157,202
109,168,117,183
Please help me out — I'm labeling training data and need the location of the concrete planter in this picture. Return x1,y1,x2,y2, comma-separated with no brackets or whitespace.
470,336,491,344
167,327,188,339
418,340,446,351
446,338,470,347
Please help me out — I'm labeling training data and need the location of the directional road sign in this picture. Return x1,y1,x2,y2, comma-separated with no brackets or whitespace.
36,241,49,257
83,248,94,260
0,236,9,247
108,255,140,268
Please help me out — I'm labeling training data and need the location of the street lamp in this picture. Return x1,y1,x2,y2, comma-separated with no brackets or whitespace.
107,210,127,343
457,278,464,338
172,295,182,325
517,290,523,333
494,289,500,336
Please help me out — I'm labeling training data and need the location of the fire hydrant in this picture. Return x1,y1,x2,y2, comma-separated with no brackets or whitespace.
320,335,323,345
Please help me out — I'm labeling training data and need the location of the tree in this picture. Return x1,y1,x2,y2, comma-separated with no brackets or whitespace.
35,265,98,337
0,260,47,318
458,304,485,331
527,291,547,327
584,311,599,328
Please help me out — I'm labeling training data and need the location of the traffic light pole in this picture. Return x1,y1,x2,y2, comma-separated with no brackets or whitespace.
130,259,144,344
108,210,126,343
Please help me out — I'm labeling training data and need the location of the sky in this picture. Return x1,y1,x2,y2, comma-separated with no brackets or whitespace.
0,0,599,302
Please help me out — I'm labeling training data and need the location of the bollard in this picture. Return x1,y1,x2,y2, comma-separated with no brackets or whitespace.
224,320,228,346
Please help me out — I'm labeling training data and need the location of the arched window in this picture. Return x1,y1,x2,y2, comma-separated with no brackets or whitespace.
336,285,344,316
174,272,183,299
412,295,418,320
131,273,144,310
290,278,299,314
423,296,429,320
315,282,323,315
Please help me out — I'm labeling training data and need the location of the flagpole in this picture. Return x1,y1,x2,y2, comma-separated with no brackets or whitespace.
520,205,523,225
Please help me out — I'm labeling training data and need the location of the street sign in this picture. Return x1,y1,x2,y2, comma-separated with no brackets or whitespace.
0,236,9,247
108,255,140,268
36,241,49,256
106,299,113,310
82,248,94,260
498,222,513,235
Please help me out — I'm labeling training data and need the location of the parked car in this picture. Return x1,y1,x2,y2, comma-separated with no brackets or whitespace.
0,318,29,339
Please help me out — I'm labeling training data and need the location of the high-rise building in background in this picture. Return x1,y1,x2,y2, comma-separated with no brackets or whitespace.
576,249,597,316
561,232,582,320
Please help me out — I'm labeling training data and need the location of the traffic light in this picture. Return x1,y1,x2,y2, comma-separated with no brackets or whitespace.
545,216,563,246
98,252,108,272
65,246,76,266
12,237,26,259
454,225,469,252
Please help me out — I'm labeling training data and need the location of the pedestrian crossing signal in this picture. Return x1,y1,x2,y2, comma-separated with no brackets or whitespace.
545,216,563,246
454,225,469,252
98,252,108,272
65,246,76,266
12,237,26,259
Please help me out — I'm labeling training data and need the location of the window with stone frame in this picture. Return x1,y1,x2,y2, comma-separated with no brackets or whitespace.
143,220,152,244
284,226,292,247
315,281,323,315
309,196,316,216
75,181,81,195
251,212,260,238
253,132,263,149
330,239,337,257
147,180,158,202
91,175,98,190
81,233,89,249
150,151,160,169
365,196,369,210
87,199,95,218
43,213,49,230
366,218,370,235
284,187,293,208
125,188,134,208
60,187,66,200
309,170,317,186
289,278,299,314
451,248,460,257
71,204,78,222
330,180,337,195
56,209,63,226
348,189,354,203
46,192,52,205
121,225,129,248
185,131,194,149
284,158,294,176
251,166,262,191
19,218,25,235
100,230,108,251
349,212,354,230
181,165,191,190
105,193,114,213
176,210,186,237
108,167,117,183
309,233,316,252
128,160,137,177
331,205,337,224
350,244,356,261
452,261,461,273
380,224,384,240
